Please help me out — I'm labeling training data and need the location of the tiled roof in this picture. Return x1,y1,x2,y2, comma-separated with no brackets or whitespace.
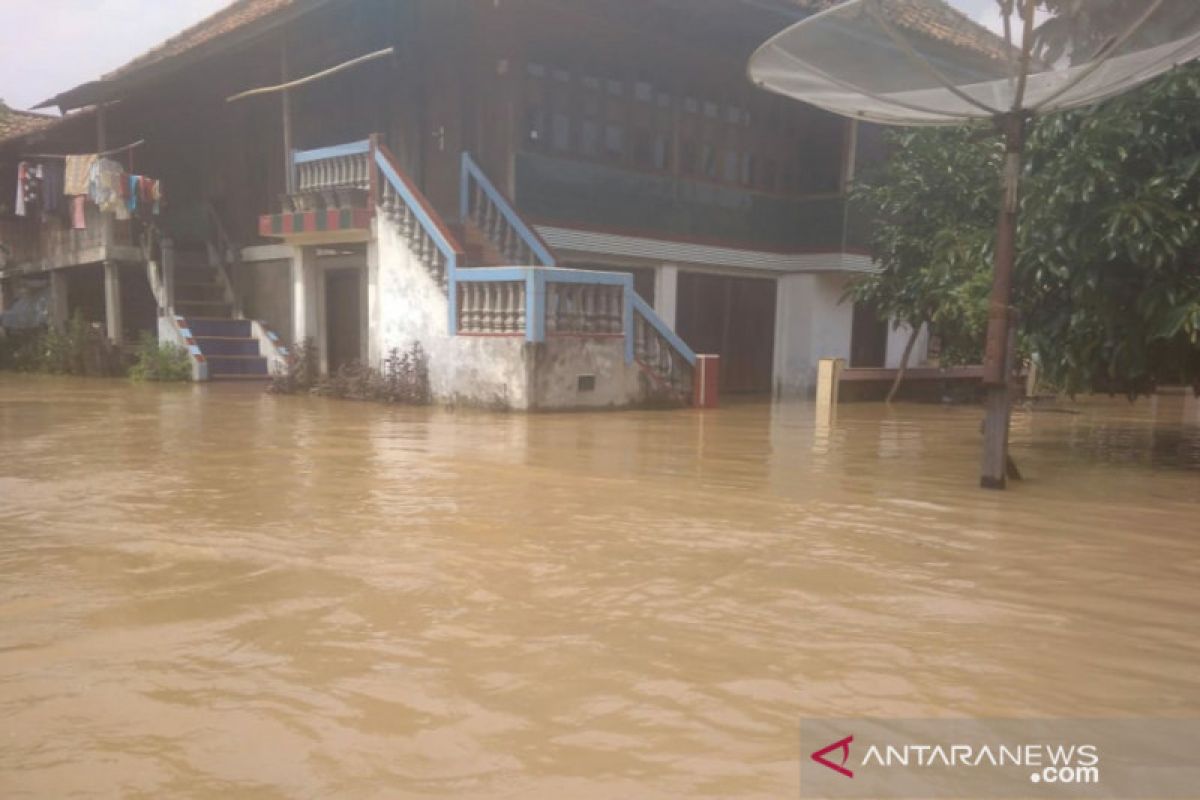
0,103,56,146
103,0,300,81
788,0,1011,63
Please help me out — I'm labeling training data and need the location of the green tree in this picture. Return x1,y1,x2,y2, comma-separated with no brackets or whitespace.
849,63,1200,397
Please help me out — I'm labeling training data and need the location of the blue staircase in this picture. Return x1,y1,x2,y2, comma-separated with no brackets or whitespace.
174,254,268,380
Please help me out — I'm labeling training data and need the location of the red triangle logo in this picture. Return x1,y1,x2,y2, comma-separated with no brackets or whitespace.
811,735,854,778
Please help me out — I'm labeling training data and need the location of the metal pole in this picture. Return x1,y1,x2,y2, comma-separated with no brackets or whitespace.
980,113,1025,490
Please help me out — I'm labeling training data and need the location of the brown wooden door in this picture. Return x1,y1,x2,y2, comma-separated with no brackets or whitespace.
676,272,776,394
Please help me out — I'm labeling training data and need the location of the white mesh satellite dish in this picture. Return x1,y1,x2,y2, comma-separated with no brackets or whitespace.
749,0,1200,489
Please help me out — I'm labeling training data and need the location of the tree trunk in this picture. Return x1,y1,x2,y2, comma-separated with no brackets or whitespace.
886,324,922,405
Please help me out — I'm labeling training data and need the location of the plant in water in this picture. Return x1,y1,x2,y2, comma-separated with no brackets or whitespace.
268,340,431,405
268,338,320,395
128,333,192,382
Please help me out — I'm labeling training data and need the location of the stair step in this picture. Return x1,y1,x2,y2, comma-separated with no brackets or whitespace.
194,336,261,356
206,354,269,377
186,318,252,338
176,284,227,302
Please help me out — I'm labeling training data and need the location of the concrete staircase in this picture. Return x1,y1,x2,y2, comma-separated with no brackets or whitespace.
173,249,268,380
447,220,509,267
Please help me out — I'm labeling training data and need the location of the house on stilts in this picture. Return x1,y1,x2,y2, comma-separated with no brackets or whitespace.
0,0,969,409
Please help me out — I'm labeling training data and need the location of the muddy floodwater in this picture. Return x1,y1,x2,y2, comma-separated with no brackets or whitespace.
1,375,1198,798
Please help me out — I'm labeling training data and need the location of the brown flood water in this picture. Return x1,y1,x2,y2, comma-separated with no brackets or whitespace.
1,374,1198,798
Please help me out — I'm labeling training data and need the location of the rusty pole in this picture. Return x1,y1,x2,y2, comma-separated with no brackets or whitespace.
980,113,1026,490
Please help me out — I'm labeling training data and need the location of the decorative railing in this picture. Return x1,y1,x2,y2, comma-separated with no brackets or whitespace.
289,140,372,211
545,282,623,335
204,202,243,318
458,280,526,335
632,294,695,395
358,138,698,399
373,140,464,324
461,151,556,267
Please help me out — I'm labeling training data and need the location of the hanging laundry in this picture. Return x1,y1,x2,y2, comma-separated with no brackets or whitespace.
64,154,98,196
127,174,138,213
72,196,87,230
87,158,129,221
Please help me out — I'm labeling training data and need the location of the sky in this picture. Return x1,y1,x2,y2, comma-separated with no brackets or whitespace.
0,0,229,113
0,0,1014,114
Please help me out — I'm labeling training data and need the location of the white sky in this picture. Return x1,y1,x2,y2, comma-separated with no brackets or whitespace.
0,0,229,113
0,0,1013,114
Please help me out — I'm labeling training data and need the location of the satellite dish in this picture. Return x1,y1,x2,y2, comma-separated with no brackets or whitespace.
749,0,1200,125
748,0,1200,489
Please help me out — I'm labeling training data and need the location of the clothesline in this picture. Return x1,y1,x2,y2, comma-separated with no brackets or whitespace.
18,138,146,160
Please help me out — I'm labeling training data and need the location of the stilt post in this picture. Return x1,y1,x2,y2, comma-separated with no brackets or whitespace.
980,114,1026,490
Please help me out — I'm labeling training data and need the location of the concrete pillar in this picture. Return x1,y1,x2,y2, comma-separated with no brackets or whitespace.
367,233,381,368
103,262,122,343
291,246,318,345
654,264,678,330
49,270,69,332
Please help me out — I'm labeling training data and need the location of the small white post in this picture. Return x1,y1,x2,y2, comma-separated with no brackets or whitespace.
815,357,844,423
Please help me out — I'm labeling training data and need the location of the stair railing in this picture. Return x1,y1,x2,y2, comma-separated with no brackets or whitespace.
460,151,556,268
373,141,466,331
204,201,244,318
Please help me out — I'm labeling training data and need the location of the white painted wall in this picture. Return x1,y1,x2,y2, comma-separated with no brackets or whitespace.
772,272,855,396
884,321,930,369
374,217,532,409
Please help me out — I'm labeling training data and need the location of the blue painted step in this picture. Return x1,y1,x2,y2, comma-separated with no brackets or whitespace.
194,336,261,356
205,355,269,377
187,318,252,338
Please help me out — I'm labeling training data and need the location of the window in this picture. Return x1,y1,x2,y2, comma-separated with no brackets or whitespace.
604,124,625,158
581,120,600,156
526,106,547,146
632,126,654,168
701,144,717,178
682,139,698,175
606,78,624,97
551,67,571,83
684,96,699,114
634,81,653,103
703,101,719,119
653,135,672,171
741,152,755,186
526,62,547,78
552,112,571,151
582,75,601,90
724,150,740,183
656,92,672,109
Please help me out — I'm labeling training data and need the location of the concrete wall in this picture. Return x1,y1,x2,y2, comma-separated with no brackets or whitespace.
374,217,655,411
885,321,930,369
375,216,532,409
240,260,293,344
531,337,647,410
772,272,855,397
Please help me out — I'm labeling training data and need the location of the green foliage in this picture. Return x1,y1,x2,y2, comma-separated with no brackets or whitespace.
851,63,1200,395
848,126,999,365
0,311,123,377
268,340,431,405
128,333,192,382
267,338,320,395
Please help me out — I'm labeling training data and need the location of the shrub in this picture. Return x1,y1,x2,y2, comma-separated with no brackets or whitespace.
0,311,123,377
268,340,431,406
128,332,192,382
267,338,319,395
